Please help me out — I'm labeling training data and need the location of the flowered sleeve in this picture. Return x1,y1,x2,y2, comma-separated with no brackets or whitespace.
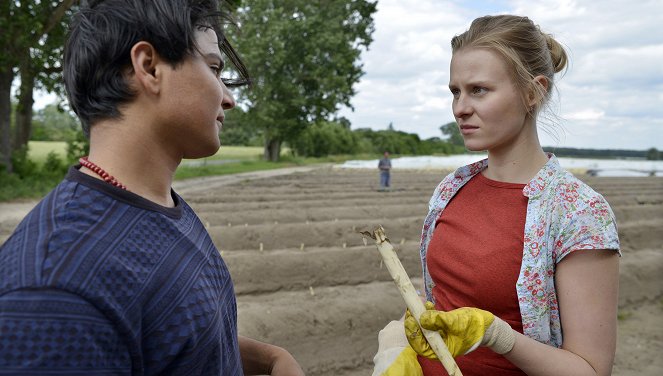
552,180,620,263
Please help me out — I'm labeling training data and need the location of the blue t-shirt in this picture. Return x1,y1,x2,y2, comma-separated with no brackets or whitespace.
0,167,242,375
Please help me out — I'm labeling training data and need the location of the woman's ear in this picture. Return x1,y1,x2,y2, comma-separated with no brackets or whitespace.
128,41,161,95
527,75,549,108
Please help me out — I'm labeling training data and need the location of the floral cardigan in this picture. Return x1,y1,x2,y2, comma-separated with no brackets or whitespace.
420,154,620,347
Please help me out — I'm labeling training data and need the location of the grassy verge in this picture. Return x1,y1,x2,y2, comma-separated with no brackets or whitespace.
1,142,376,202
0,173,66,202
28,141,68,164
175,153,374,180
175,159,301,180
183,145,265,162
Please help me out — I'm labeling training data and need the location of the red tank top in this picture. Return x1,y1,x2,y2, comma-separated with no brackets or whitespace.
419,172,528,375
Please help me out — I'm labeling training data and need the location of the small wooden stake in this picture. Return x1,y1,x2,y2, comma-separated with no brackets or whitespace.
361,225,463,376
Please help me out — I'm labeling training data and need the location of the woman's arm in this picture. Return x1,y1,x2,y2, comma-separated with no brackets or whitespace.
239,335,305,376
505,249,619,376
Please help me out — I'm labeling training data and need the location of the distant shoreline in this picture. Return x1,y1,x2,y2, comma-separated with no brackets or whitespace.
337,155,663,177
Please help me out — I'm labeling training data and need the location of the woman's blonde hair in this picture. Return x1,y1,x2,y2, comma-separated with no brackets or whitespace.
451,15,568,117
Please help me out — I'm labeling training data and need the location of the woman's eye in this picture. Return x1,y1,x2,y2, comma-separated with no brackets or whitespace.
210,66,222,77
450,88,460,98
472,87,487,95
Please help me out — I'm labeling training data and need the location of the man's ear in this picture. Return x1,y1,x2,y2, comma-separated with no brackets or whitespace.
527,75,549,108
129,41,162,95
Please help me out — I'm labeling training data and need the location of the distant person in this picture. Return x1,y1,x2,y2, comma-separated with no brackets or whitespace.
378,151,392,191
0,1,303,375
373,15,620,376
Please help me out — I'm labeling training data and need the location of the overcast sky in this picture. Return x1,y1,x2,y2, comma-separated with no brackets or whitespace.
32,0,661,150
338,0,663,150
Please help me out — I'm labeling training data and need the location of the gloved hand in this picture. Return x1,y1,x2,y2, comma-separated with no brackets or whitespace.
404,302,516,358
372,320,423,376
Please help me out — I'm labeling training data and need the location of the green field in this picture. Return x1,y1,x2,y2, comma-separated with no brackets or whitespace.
26,141,270,165
2,142,308,201
27,141,68,164
3,141,370,202
184,145,265,161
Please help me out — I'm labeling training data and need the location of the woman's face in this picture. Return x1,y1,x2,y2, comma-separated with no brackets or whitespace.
448,48,530,153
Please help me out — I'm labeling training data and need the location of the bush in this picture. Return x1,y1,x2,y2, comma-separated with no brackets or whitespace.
353,128,459,155
0,147,69,202
291,121,362,157
66,129,90,162
11,147,38,178
41,151,68,179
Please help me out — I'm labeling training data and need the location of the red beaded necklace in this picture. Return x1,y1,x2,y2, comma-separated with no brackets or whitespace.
79,156,127,190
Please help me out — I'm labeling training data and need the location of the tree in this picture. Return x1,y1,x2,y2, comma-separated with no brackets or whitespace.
227,0,377,161
439,121,464,147
31,102,80,141
0,0,75,173
220,106,263,146
291,120,362,157
646,147,660,161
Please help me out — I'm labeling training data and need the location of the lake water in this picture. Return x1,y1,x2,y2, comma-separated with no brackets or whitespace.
336,155,663,177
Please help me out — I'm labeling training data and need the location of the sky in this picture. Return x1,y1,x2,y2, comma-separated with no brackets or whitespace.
32,0,662,150
337,0,663,150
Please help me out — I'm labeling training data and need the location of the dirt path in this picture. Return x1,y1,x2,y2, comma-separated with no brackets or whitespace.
1,166,661,375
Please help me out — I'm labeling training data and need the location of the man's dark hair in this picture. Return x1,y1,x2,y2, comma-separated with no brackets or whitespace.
64,0,249,134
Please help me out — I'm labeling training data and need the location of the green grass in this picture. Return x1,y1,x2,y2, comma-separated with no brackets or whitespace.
0,173,64,202
174,153,366,180
617,310,633,321
2,143,368,202
1,142,70,201
27,141,68,164
175,159,302,180
27,142,269,164
183,145,266,162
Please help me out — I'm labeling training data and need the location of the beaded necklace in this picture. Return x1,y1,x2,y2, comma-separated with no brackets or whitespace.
79,156,128,190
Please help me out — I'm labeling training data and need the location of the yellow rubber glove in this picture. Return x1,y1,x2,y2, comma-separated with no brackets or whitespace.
404,302,516,358
377,347,423,376
373,320,423,376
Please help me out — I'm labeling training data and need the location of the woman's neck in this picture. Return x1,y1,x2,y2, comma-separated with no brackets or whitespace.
483,131,549,183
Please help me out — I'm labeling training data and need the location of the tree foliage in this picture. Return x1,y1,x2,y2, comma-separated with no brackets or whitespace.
291,120,364,157
645,148,660,161
226,0,377,161
0,0,76,173
220,107,263,146
31,103,80,141
439,121,464,147
353,128,457,156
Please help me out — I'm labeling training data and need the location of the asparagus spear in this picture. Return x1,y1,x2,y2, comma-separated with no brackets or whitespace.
361,225,463,376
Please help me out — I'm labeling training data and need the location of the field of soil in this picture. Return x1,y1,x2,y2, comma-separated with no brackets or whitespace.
1,165,661,375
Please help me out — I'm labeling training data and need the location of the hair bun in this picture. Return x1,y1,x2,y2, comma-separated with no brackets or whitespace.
544,34,568,74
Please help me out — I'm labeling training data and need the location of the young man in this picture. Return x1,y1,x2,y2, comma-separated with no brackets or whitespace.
0,1,304,374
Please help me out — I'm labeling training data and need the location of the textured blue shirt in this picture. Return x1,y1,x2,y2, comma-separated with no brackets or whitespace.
0,167,242,375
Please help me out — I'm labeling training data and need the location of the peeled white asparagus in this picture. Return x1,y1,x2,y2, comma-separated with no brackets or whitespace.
362,225,463,376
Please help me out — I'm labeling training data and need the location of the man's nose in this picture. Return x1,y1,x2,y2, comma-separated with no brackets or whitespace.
221,84,236,110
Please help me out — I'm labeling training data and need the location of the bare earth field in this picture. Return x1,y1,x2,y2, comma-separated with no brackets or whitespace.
1,166,661,375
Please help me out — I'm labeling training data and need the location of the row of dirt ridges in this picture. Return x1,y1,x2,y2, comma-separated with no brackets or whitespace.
186,167,662,376
1,167,660,375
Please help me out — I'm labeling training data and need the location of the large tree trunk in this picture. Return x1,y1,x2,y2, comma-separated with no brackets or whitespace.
264,138,281,162
0,68,13,173
14,60,35,150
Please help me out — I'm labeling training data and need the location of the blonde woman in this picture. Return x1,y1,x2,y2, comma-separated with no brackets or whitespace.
374,15,620,376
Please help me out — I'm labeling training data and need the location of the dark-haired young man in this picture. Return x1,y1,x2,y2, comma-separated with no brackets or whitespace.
0,1,304,374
